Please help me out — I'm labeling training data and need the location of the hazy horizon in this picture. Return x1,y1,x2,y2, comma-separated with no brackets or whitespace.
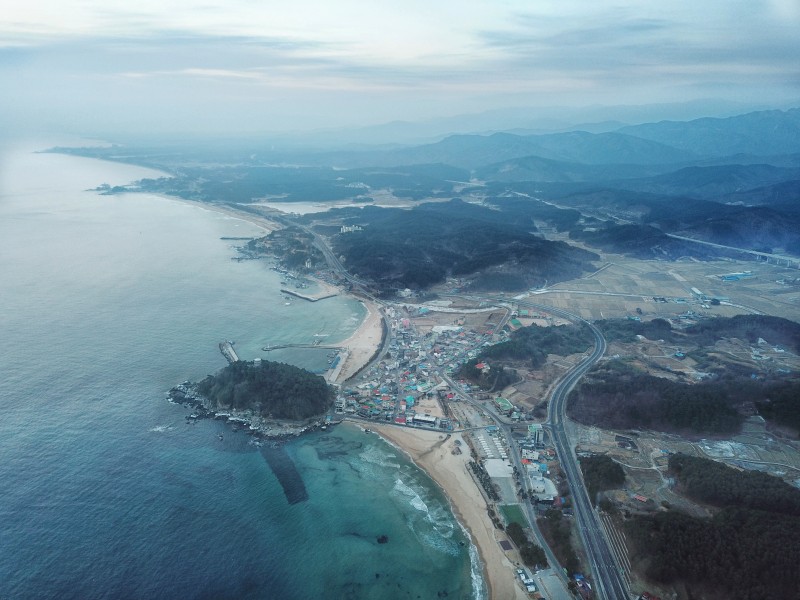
2,1,800,139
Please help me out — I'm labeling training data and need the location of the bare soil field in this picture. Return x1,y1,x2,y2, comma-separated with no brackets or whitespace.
526,238,800,322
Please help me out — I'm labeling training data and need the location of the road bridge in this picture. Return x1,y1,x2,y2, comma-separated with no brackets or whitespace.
666,233,800,268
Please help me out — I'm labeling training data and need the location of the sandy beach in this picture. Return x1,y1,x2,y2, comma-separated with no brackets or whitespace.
332,299,384,382
168,199,525,596
185,199,383,382
308,279,340,300
155,195,283,234
372,425,530,600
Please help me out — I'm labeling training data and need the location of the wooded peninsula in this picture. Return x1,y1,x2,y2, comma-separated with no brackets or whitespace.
196,359,334,421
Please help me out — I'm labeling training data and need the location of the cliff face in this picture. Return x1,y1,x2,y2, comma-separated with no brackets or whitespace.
196,359,335,421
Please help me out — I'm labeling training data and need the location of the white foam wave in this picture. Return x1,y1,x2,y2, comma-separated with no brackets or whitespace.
419,531,460,556
358,445,401,469
148,424,174,432
393,478,430,514
468,539,488,600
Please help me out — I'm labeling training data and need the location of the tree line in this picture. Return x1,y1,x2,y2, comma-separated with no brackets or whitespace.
197,359,334,421
625,454,800,599
567,360,744,435
578,454,626,504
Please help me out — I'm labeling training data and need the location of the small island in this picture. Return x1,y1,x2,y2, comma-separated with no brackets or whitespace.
169,359,335,437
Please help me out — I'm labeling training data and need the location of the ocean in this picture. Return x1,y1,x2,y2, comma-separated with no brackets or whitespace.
0,142,482,599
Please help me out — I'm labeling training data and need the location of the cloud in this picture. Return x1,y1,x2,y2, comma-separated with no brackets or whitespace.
475,3,800,94
1,1,797,134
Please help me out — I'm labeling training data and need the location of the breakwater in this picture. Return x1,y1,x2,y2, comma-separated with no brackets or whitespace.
260,445,309,504
281,288,337,302
219,340,239,363
262,343,339,351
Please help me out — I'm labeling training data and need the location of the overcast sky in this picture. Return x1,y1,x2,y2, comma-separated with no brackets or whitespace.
2,0,799,135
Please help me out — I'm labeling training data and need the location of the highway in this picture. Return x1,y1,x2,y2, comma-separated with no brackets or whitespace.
279,216,630,596
441,372,570,591
665,233,800,267
516,300,630,600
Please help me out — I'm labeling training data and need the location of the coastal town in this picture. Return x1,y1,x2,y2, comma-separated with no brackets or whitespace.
335,299,575,600
169,229,603,599
9,7,800,598
196,215,800,600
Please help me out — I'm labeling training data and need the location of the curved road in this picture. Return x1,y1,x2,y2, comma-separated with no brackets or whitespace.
277,217,629,596
516,300,630,600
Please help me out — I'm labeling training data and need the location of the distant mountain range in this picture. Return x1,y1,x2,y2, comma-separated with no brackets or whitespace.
358,107,800,257
618,108,800,157
53,105,800,260
381,130,695,169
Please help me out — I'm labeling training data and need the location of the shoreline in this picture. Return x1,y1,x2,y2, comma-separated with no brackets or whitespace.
330,298,384,383
129,193,516,597
167,381,329,439
154,196,384,383
371,424,529,600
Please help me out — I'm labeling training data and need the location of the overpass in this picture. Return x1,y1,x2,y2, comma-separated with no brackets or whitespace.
666,233,800,268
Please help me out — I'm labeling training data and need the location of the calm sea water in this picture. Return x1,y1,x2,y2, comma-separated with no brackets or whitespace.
0,143,482,600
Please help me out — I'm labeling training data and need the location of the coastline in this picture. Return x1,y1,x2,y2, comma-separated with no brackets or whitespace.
167,381,328,439
10,147,491,599
331,298,384,382
134,195,515,597
150,196,383,383
371,424,529,600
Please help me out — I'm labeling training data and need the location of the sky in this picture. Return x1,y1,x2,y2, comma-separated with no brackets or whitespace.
2,0,799,136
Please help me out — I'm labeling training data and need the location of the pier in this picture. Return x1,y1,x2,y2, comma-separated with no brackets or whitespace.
262,343,340,351
219,341,239,363
280,288,338,302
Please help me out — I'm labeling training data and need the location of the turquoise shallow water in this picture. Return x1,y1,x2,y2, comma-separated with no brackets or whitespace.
0,143,481,599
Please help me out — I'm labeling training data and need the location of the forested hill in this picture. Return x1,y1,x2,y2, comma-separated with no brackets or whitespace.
196,360,334,421
669,453,800,515
625,454,800,599
595,314,800,352
567,360,745,436
329,199,598,292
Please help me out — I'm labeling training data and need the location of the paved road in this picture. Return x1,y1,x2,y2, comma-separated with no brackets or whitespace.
280,217,629,596
515,299,630,600
279,215,393,381
440,373,569,588
666,233,799,267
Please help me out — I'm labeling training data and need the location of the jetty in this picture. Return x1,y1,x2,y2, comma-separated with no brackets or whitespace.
219,340,239,363
262,343,340,351
280,288,338,302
